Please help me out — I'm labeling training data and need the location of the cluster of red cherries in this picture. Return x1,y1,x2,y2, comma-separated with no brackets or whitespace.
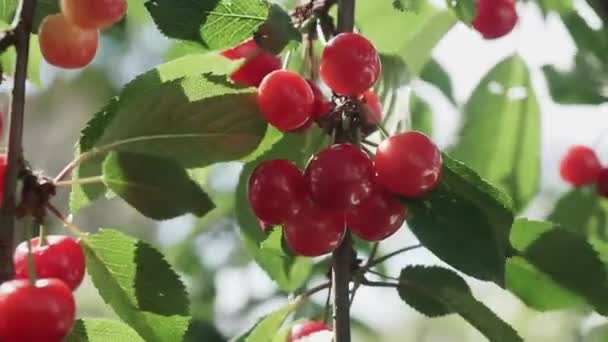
472,0,518,39
560,145,608,197
233,32,442,257
39,0,127,69
0,234,85,341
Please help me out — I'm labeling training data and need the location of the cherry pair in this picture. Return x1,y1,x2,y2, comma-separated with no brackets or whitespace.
248,131,441,256
0,236,85,341
39,0,127,69
472,0,518,39
560,145,608,197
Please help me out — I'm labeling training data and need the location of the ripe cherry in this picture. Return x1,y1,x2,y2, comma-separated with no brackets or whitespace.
39,14,98,69
61,0,127,30
221,38,281,87
305,144,375,212
597,168,608,198
248,159,308,224
258,70,314,132
472,0,518,39
284,204,345,257
0,154,6,207
320,33,381,96
560,145,602,187
362,90,382,124
14,235,86,291
287,321,332,342
346,187,407,242
0,278,75,342
375,131,442,197
307,80,333,120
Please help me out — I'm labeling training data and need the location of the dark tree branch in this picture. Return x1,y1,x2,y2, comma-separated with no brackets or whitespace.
0,0,37,283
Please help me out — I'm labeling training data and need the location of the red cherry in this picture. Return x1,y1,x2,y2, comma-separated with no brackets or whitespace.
258,70,314,132
14,235,86,291
61,0,127,30
362,90,382,124
375,131,442,197
560,145,602,187
248,159,308,224
320,33,381,96
307,80,333,120
346,187,406,242
0,154,6,207
0,278,75,342
597,168,608,198
221,38,281,87
472,0,518,39
284,204,345,257
288,117,314,133
39,14,98,69
287,321,332,342
305,144,375,212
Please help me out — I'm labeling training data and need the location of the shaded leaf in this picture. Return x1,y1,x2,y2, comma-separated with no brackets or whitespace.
82,230,191,342
419,58,455,103
446,0,475,24
102,152,214,220
450,55,541,212
398,266,522,342
66,319,144,342
402,154,515,285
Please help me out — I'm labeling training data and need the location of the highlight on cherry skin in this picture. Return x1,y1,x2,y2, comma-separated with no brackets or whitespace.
287,321,332,342
61,0,127,30
559,145,602,187
284,203,346,257
13,235,86,291
320,32,381,96
38,13,99,69
0,278,76,342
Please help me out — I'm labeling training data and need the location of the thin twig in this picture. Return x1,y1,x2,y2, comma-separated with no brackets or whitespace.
360,279,398,288
363,244,422,271
0,0,38,284
367,269,399,281
362,139,378,147
349,242,378,306
323,278,332,324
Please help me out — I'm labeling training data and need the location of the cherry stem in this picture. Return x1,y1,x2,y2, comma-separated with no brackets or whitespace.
362,244,422,271
38,224,48,247
45,204,86,237
323,277,333,324
362,139,378,147
0,0,38,284
366,269,399,281
26,219,38,285
54,175,104,188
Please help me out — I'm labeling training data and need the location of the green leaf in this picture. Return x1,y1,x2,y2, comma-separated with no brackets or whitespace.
255,4,301,54
419,59,455,103
450,55,541,212
374,54,409,132
70,53,266,213
1,35,43,88
33,0,60,32
102,152,214,220
235,128,327,291
409,92,433,136
446,0,475,24
357,0,457,76
398,266,522,342
392,0,423,12
82,230,191,342
536,0,573,15
402,154,515,285
0,0,18,31
508,219,608,314
145,0,270,50
234,302,298,342
506,219,586,311
66,319,144,342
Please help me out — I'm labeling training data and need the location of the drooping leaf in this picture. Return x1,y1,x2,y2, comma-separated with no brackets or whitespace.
82,230,191,342
145,0,270,50
70,53,266,213
419,58,455,103
450,55,541,212
446,0,475,25
66,319,144,342
402,154,515,285
508,219,608,314
234,302,298,342
409,92,433,136
357,0,457,76
398,266,522,342
102,152,214,220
